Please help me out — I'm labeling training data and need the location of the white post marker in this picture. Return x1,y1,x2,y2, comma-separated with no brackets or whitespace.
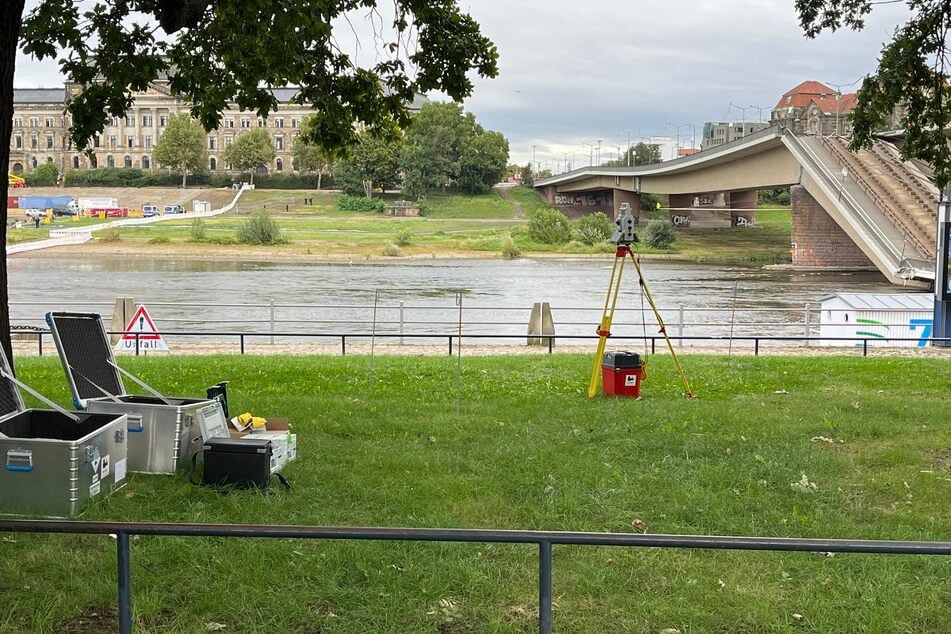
114,305,169,353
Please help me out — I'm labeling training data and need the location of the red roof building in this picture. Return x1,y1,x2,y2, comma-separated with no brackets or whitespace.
772,80,858,136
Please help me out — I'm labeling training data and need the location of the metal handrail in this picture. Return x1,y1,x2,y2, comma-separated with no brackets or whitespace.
0,519,947,634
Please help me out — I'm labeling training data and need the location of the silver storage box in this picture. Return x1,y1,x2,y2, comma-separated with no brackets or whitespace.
0,348,128,517
46,311,223,475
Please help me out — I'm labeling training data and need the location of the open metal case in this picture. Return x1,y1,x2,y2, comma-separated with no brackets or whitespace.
0,346,127,517
46,311,224,475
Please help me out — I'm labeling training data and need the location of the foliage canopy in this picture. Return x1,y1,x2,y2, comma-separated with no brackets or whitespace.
152,114,208,187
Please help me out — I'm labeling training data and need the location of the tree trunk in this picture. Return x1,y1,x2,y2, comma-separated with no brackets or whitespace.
0,2,26,369
249,169,255,186
316,170,322,190
181,170,187,188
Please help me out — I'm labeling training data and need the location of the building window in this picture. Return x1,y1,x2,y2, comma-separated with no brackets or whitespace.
125,115,135,127
210,157,217,171
90,155,98,168
275,136,284,150
145,135,153,149
73,156,80,169
142,115,153,127
31,157,38,169
142,156,150,169
14,135,21,149
209,137,217,150
30,136,38,150
274,117,284,128
45,117,55,127
93,135,100,148
159,115,168,127
225,118,234,128
29,117,38,128
110,116,119,127
46,135,54,149
127,136,135,148
124,155,133,168
107,155,115,168
109,135,117,148
241,117,251,128
291,118,300,129
257,117,266,127
225,136,234,147
225,163,232,171
276,158,283,172
13,117,22,128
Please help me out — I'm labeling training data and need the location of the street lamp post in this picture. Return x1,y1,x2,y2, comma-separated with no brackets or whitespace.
596,139,602,166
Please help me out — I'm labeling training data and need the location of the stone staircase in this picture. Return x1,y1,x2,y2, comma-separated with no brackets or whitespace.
820,137,938,259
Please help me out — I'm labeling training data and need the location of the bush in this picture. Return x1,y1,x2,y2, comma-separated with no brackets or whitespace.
148,236,170,244
395,229,413,246
337,195,384,212
641,192,661,213
189,218,207,242
236,211,287,245
98,228,121,242
25,163,59,187
575,212,613,245
643,218,676,249
501,237,521,259
527,207,572,244
382,243,403,257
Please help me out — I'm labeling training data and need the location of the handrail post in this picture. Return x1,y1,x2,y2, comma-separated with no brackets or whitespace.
863,339,868,357
399,301,404,345
755,338,760,356
804,303,812,347
269,298,275,345
678,304,684,348
240,334,245,355
548,336,553,354
116,531,132,634
448,336,453,356
539,540,553,634
38,332,43,357
135,332,140,356
341,336,346,356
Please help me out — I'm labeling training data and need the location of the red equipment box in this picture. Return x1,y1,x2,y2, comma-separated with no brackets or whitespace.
601,350,644,398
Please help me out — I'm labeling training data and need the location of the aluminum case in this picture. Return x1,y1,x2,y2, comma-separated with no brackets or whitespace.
0,347,128,518
46,312,222,475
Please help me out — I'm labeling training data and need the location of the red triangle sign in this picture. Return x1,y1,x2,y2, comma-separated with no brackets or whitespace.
121,305,163,341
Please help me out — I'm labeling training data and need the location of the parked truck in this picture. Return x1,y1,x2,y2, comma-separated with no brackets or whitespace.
77,197,119,210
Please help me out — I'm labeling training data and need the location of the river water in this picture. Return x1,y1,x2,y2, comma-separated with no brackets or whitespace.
7,256,910,343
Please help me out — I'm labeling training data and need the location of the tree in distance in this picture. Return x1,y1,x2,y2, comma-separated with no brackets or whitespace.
223,128,276,186
29,162,59,187
795,0,951,188
332,131,401,198
400,102,509,199
152,114,208,188
605,142,662,167
293,114,339,190
0,0,498,365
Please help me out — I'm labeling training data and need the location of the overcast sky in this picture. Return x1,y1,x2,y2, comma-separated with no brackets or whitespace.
14,1,910,168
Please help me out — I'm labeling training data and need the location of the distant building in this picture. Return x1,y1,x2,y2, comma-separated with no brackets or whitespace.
8,80,428,176
650,135,679,162
700,120,770,150
678,147,700,158
770,80,857,136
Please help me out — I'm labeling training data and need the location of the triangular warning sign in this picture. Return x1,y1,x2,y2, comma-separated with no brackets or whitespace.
115,305,169,352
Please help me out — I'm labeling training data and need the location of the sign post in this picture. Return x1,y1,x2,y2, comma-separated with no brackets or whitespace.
114,305,169,354
933,186,951,347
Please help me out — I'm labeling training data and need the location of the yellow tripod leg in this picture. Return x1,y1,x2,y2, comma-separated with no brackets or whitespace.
587,249,627,398
627,251,696,398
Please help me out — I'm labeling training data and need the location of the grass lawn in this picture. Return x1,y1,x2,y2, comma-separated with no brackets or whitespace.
1,354,948,632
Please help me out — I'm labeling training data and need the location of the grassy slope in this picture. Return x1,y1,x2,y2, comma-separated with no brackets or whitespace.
7,187,794,263
2,354,948,632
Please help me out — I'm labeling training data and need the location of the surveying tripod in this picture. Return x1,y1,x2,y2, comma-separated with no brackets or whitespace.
587,203,695,399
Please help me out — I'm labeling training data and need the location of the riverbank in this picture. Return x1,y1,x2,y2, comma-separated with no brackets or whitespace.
6,186,794,264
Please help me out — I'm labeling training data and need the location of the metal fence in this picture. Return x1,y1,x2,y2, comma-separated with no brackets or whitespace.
1,519,948,634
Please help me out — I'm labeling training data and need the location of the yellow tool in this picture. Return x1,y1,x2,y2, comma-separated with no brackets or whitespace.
587,203,695,399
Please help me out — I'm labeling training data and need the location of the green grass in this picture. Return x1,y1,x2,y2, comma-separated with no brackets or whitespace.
2,354,949,632
421,190,515,218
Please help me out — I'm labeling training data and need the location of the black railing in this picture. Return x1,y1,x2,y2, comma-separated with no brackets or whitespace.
0,519,948,634
12,329,951,358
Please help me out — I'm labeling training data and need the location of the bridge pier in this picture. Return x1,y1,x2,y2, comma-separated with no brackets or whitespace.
790,185,874,269
667,193,692,227
729,190,757,227
538,185,556,204
613,189,640,222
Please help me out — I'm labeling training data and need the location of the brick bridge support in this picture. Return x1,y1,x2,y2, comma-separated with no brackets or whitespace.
790,185,874,269
613,189,640,222
538,185,556,204
729,190,757,227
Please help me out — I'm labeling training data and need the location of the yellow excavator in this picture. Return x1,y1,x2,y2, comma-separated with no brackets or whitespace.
8,173,26,188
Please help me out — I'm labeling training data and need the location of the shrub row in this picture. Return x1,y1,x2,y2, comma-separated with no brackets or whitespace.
62,168,331,190
527,209,676,250
337,195,384,212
